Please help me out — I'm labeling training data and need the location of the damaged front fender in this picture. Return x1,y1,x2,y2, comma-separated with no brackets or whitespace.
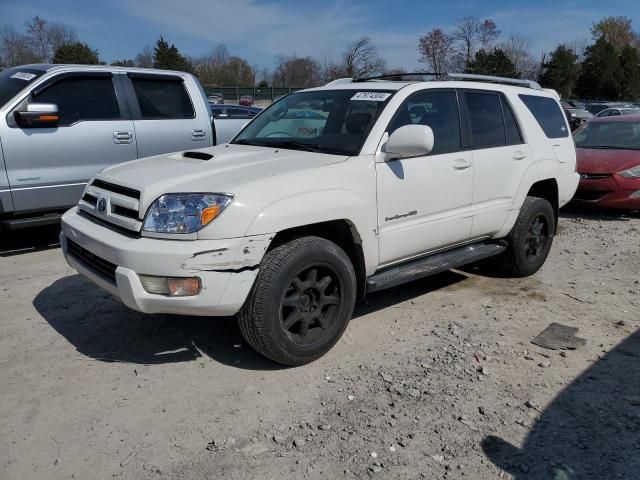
180,233,274,273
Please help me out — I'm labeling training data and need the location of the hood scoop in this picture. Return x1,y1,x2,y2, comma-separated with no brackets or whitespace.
181,151,214,161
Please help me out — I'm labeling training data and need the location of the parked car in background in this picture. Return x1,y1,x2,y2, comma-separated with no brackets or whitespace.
564,108,593,131
595,107,640,117
572,116,640,209
208,93,224,104
564,99,586,109
239,95,254,106
586,102,634,115
0,64,243,231
209,104,261,118
60,73,578,365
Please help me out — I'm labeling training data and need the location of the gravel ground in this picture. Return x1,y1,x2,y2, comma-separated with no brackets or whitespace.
0,207,638,480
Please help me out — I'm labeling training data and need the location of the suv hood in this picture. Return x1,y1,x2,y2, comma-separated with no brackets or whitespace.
576,147,640,174
96,144,348,204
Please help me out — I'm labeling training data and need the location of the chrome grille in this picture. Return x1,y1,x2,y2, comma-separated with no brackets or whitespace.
78,180,142,233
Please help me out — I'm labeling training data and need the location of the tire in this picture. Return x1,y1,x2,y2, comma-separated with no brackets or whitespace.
238,236,357,366
498,196,555,277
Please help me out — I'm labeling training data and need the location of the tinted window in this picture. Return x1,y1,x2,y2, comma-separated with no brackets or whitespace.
33,76,120,126
131,77,194,119
465,92,505,149
226,107,253,118
519,94,569,138
501,96,523,145
389,91,461,155
0,68,45,109
573,121,640,150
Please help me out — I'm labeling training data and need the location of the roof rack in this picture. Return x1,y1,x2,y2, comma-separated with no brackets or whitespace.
350,72,542,90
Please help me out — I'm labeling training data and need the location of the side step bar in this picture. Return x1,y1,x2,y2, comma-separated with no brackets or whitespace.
366,241,506,293
0,213,62,231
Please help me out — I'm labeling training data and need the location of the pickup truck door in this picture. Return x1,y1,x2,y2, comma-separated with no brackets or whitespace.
123,73,211,158
1,72,137,213
376,89,474,265
213,107,254,144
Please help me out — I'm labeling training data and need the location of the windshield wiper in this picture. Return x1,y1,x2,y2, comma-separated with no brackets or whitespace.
232,139,266,147
266,140,325,153
579,145,616,149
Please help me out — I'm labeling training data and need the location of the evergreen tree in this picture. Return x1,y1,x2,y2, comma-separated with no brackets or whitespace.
153,36,190,71
619,45,640,100
576,38,622,100
539,45,579,98
465,48,519,78
52,42,99,64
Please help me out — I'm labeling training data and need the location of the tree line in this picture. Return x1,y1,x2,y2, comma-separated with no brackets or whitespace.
1,15,639,100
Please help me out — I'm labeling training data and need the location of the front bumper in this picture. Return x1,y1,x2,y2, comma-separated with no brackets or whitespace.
573,174,640,209
60,208,271,316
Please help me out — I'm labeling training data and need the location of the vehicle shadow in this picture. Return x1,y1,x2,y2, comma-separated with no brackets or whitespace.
482,328,640,479
33,271,469,370
560,204,639,222
0,224,61,257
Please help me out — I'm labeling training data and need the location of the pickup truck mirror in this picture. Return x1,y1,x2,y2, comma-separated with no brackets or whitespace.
14,103,59,128
385,124,434,160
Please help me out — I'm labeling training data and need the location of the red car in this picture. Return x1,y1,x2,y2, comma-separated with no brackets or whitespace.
572,116,640,209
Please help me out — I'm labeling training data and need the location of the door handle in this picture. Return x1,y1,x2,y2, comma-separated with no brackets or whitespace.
513,151,527,160
191,129,207,140
113,131,133,144
452,158,472,170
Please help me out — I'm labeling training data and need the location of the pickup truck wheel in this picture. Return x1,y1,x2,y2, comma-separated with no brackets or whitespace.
238,236,356,366
499,196,555,277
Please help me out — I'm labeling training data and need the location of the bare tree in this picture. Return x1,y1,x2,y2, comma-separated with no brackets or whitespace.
341,36,386,79
272,55,321,88
478,19,500,51
567,37,590,62
418,28,457,73
454,16,479,63
320,55,344,83
23,16,77,63
500,35,536,78
0,25,40,67
134,45,153,68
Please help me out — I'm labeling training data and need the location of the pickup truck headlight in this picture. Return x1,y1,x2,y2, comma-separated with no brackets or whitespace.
618,165,640,179
142,193,233,234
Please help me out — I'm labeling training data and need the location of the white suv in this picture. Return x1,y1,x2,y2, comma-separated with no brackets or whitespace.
60,73,579,365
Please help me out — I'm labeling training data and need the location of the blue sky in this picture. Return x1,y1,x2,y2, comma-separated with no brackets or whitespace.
2,0,639,70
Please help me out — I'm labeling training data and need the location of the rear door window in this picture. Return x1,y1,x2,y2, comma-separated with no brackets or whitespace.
32,76,120,126
130,77,194,119
464,91,505,149
519,94,569,138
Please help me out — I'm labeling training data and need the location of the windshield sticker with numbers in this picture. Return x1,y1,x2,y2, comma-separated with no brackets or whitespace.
351,92,392,102
10,72,37,81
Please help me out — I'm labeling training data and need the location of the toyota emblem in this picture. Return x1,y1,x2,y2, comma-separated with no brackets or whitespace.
97,197,107,214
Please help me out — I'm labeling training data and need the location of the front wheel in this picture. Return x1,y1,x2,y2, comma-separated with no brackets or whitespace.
498,196,555,277
238,236,356,366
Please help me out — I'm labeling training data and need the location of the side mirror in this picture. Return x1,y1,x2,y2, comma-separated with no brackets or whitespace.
14,103,59,128
385,124,434,160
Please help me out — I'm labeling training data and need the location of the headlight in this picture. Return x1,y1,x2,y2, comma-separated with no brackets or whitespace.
618,165,640,179
142,193,233,234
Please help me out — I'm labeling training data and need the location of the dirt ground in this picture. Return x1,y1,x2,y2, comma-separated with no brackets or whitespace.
1,207,638,480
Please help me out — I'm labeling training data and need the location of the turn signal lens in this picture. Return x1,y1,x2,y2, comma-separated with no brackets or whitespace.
201,205,222,226
139,275,201,296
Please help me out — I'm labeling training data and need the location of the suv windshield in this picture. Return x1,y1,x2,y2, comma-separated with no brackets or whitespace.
232,89,394,156
0,67,45,109
574,121,640,150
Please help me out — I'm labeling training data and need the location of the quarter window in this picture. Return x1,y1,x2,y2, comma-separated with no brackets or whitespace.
501,97,523,145
32,76,120,126
389,91,461,155
465,92,505,149
131,77,194,119
519,94,569,138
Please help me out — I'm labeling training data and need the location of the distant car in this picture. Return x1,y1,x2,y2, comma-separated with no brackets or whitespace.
564,108,593,131
572,115,640,209
565,99,586,109
208,93,224,104
239,95,254,106
587,102,633,114
596,107,640,118
209,104,261,118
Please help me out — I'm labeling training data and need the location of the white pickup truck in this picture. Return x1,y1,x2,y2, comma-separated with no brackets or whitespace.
61,73,579,365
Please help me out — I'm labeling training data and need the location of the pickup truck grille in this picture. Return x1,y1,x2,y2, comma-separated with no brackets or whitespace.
78,180,142,233
67,239,117,283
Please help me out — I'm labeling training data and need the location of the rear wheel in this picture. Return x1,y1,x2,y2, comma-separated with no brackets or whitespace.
499,196,555,277
238,236,356,366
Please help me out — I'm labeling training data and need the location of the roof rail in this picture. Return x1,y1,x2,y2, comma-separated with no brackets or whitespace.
324,78,353,86
444,73,542,90
351,72,542,90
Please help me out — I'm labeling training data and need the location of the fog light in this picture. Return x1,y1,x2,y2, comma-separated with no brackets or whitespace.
139,275,201,296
